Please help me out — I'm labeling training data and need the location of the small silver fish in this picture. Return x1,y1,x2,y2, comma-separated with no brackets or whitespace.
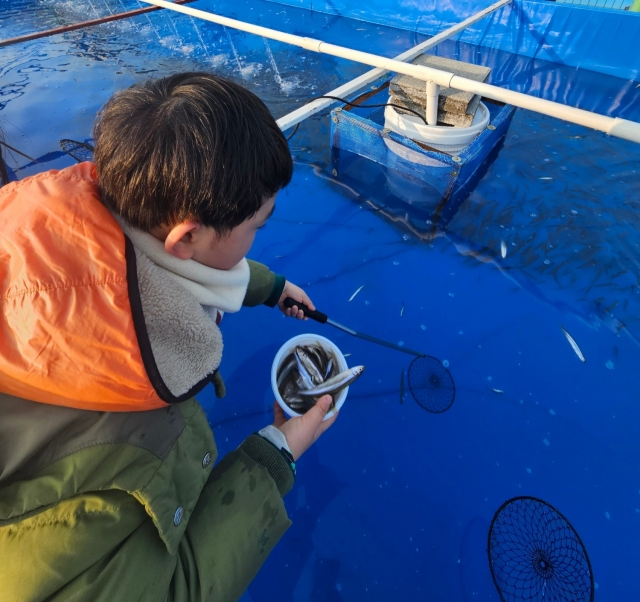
500,240,507,259
293,352,314,389
491,388,504,394
287,398,314,411
349,285,364,302
286,403,304,412
299,366,365,397
285,396,306,406
400,304,404,317
324,358,333,379
308,344,330,374
282,381,300,401
295,373,313,391
279,343,349,413
539,177,553,181
295,346,324,385
560,326,586,362
276,356,296,388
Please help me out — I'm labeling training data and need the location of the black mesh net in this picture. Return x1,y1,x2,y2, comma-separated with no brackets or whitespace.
488,496,594,602
407,356,455,413
60,139,94,163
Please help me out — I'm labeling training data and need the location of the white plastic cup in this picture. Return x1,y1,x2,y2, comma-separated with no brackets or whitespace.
271,334,348,421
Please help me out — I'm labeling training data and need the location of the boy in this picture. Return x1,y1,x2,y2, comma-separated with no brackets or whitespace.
0,72,337,601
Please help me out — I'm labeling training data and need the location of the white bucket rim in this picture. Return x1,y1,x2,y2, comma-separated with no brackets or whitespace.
383,100,490,151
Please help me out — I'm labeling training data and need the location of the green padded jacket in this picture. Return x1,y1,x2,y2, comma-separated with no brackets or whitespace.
0,262,293,602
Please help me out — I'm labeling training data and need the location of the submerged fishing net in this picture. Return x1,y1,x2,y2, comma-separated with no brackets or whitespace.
488,496,594,602
407,356,455,413
60,139,94,163
330,92,516,228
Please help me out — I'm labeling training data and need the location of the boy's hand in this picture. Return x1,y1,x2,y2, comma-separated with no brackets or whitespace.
272,397,337,461
278,281,314,320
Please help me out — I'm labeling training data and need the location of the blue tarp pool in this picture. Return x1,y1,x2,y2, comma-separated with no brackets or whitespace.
1,1,639,600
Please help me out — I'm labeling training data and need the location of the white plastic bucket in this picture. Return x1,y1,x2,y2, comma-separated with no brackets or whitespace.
271,334,348,421
384,100,490,154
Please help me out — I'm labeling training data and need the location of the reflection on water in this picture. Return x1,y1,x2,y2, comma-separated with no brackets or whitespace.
0,0,345,120
330,107,640,344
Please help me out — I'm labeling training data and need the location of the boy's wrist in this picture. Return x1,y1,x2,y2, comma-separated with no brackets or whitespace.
257,425,296,476
239,434,295,496
264,274,286,308
258,425,291,454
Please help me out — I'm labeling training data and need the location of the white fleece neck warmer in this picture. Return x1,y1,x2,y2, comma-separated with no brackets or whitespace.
116,216,250,314
133,248,223,397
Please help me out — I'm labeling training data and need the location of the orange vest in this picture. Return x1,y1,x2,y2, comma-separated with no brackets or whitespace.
0,163,183,412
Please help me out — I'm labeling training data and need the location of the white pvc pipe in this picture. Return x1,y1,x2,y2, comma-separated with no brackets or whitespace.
450,77,620,136
139,0,640,144
426,80,439,126
276,0,512,130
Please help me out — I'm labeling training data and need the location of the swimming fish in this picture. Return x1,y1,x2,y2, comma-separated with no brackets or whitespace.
299,366,365,397
490,388,504,394
349,285,364,302
500,240,507,259
560,326,586,362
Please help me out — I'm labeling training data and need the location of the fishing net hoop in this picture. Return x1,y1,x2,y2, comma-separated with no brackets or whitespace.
488,496,594,602
60,139,94,163
407,355,455,413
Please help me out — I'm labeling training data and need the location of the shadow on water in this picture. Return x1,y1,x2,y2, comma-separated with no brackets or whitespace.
248,444,345,602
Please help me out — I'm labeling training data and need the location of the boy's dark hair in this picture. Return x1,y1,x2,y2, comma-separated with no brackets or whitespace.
93,72,292,234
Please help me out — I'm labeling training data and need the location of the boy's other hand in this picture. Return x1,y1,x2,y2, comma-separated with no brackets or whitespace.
272,397,337,461
278,281,314,320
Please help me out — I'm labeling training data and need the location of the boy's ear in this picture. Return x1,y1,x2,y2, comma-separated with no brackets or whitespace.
164,221,201,260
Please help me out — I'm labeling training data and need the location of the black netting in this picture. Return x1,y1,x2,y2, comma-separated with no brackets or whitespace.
488,497,594,602
407,356,455,413
60,139,94,163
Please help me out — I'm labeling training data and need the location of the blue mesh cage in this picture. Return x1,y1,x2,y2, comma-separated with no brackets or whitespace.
330,86,517,235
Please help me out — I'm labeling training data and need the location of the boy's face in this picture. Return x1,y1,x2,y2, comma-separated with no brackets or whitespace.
156,194,276,270
196,195,276,270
